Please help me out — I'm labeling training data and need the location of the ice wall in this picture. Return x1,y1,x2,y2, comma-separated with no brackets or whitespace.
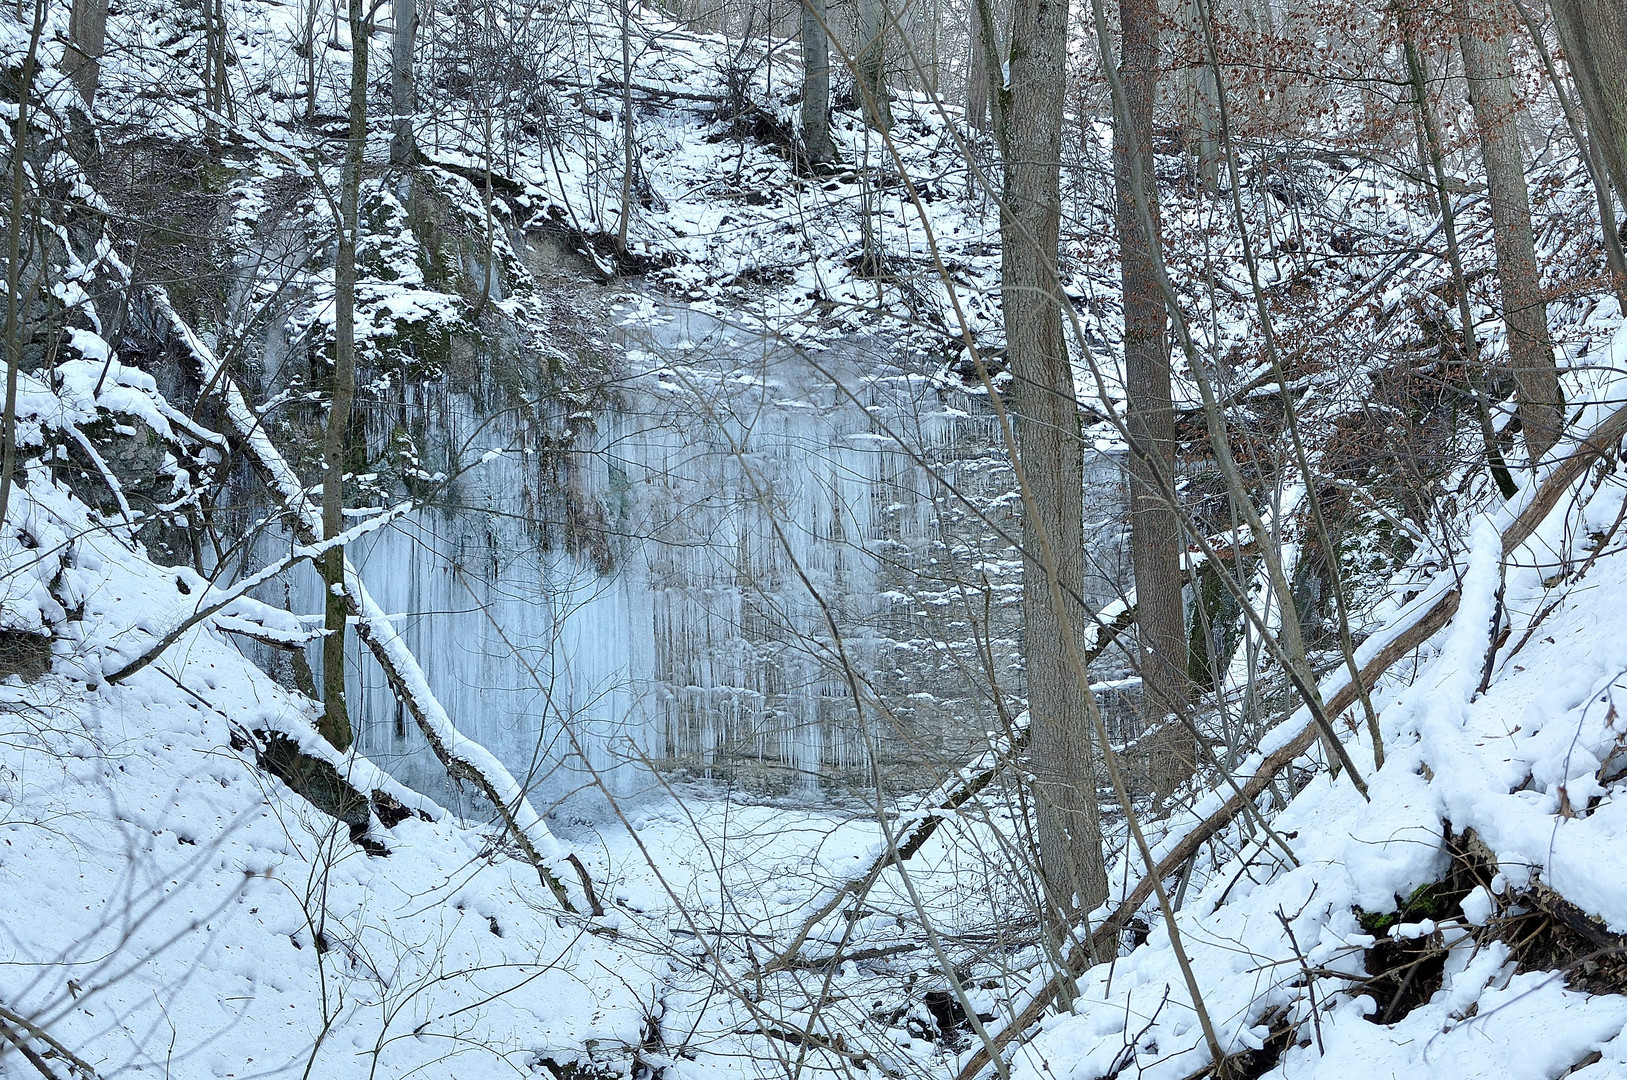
271,299,1131,809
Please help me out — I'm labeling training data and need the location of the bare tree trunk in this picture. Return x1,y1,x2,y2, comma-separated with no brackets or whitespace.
801,0,836,164
1513,0,1627,311
0,0,42,531
1406,33,1520,500
998,0,1108,918
858,0,893,131
320,0,370,750
64,0,109,108
965,0,989,132
1176,0,1219,195
302,0,323,120
1114,0,1191,801
203,0,222,146
214,0,233,123
1549,0,1627,203
1457,0,1563,460
390,0,418,164
618,0,635,253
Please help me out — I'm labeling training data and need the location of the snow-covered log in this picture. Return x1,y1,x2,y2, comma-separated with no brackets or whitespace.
103,501,414,685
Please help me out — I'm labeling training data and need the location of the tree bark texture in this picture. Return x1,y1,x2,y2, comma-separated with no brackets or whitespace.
390,0,418,164
1000,0,1108,915
1176,0,1219,195
1114,0,1192,800
1457,0,1563,460
321,0,368,750
858,0,894,131
64,0,109,107
801,0,837,164
965,1,990,132
1549,0,1627,205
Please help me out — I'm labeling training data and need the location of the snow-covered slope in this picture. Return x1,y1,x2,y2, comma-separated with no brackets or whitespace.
986,336,1627,1079
0,471,665,1077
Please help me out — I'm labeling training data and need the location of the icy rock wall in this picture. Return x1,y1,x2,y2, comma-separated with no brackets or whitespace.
279,301,1131,808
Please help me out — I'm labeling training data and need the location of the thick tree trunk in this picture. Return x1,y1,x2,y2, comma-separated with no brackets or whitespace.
801,0,836,164
965,2,990,132
1514,0,1627,311
320,0,369,750
1457,0,1563,460
1114,0,1191,801
1549,0,1627,203
857,0,893,131
64,0,109,108
1000,0,1108,916
390,0,417,164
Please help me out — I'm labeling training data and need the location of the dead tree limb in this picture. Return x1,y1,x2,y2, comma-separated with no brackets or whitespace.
0,1000,97,1080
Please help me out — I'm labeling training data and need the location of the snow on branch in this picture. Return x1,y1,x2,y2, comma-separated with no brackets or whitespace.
102,501,416,686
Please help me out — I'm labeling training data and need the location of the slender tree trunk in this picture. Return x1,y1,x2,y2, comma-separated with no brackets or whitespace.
858,0,893,131
214,0,233,123
927,0,939,96
1457,0,1563,460
203,0,222,147
303,0,322,120
1406,34,1520,499
618,0,635,253
1114,0,1191,801
999,0,1107,917
972,0,1007,139
390,0,417,164
320,0,369,750
1549,0,1627,203
64,0,109,108
0,0,42,532
801,0,836,164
